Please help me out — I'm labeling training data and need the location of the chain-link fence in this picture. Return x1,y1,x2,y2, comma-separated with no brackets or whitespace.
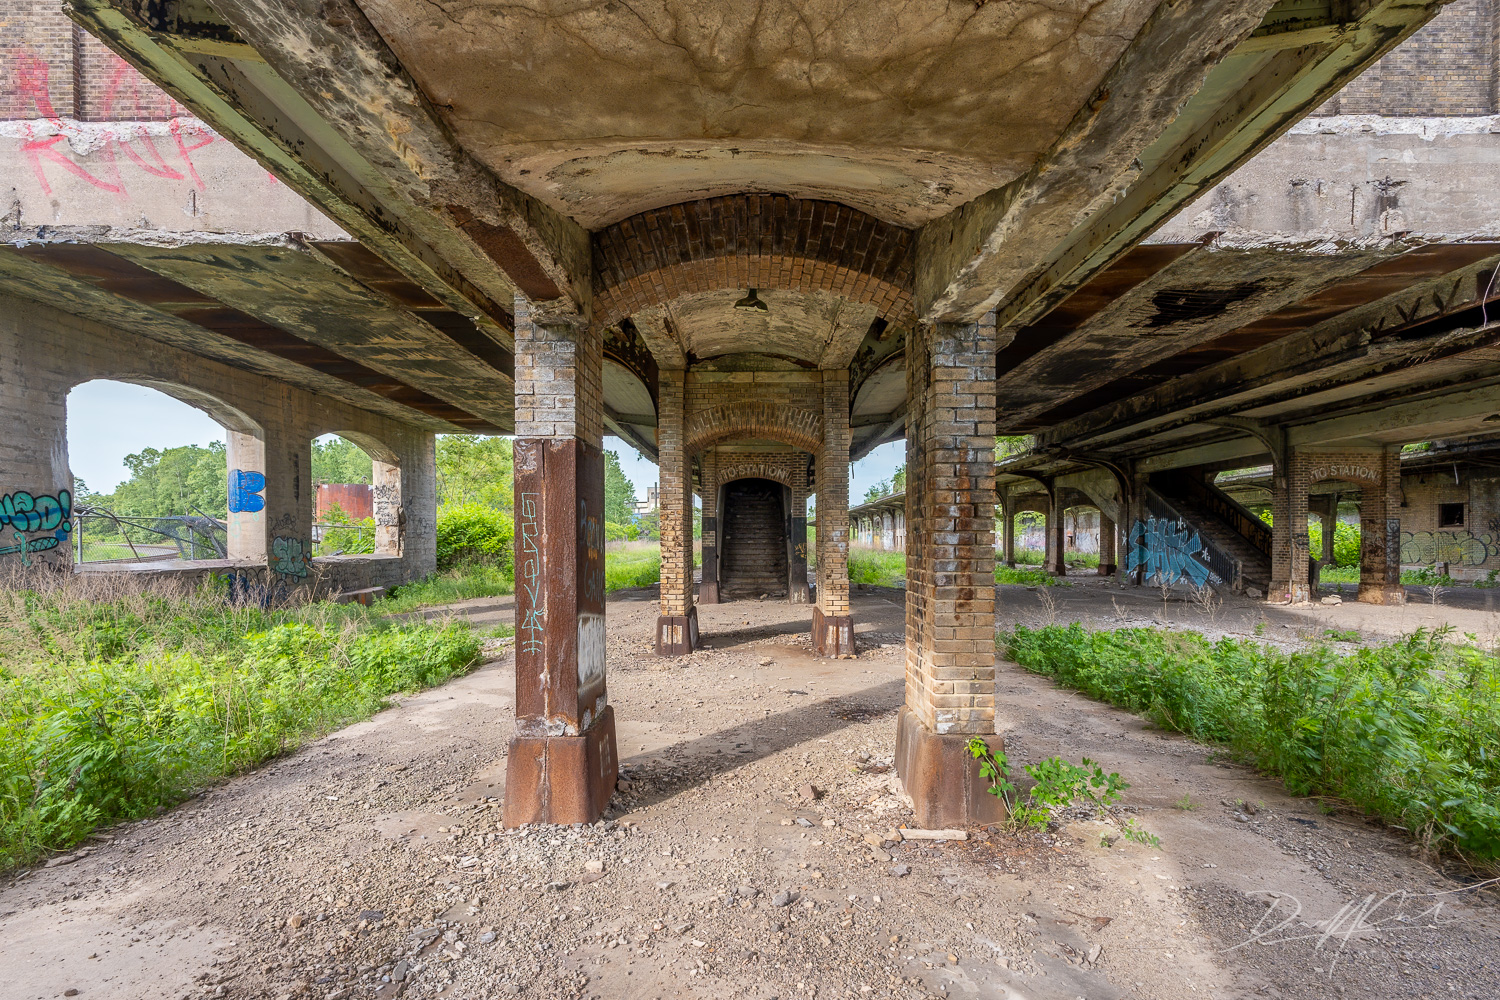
74,508,228,564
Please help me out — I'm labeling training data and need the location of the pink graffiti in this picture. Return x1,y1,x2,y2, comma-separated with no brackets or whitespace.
10,49,217,199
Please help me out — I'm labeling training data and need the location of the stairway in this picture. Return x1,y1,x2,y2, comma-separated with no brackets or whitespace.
721,479,789,599
1150,472,1272,592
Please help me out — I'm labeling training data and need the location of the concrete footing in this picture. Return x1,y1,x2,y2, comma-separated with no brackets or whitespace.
1356,583,1407,605
655,607,699,655
893,707,1009,830
502,707,618,827
811,606,855,657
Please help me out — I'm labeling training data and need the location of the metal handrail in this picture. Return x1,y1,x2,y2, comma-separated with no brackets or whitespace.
1143,488,1242,591
1175,475,1272,555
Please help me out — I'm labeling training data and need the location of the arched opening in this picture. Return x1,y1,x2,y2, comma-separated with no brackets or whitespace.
719,477,790,600
312,432,401,558
65,379,262,566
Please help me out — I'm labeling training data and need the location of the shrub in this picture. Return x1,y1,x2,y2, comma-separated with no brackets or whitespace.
436,503,514,571
605,521,639,542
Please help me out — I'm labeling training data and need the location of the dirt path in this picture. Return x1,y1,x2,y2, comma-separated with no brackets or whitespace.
3,586,1498,1000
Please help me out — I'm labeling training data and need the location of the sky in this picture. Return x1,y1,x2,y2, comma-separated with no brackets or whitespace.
67,380,907,500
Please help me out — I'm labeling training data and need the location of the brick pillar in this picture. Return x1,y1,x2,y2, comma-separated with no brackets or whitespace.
1357,446,1406,606
504,299,618,827
813,370,854,655
656,370,698,654
1098,510,1117,576
0,313,73,572
1000,494,1016,567
1043,489,1067,577
788,462,811,604
698,449,720,605
894,315,1005,830
1269,449,1311,603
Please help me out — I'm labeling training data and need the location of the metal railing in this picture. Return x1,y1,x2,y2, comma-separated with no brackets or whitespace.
1142,488,1242,591
74,508,227,563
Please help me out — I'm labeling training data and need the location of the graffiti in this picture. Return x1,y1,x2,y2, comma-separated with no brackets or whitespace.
270,536,310,581
1126,517,1211,588
579,501,604,606
518,492,543,655
1402,530,1500,567
7,49,220,200
227,469,266,513
0,489,72,564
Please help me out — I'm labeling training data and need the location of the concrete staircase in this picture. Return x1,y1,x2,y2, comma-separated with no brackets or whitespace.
1150,472,1272,593
721,480,789,599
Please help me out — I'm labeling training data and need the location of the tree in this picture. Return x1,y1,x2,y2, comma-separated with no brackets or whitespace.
102,442,229,518
891,464,906,493
603,450,638,524
436,435,513,510
312,436,373,484
863,479,891,503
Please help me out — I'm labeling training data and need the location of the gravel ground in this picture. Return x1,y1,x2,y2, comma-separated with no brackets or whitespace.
3,583,1498,1000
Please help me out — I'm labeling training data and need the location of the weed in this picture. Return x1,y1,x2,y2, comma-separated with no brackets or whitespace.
966,739,1131,832
997,566,1066,587
1121,818,1161,848
1323,628,1360,643
1174,793,1197,811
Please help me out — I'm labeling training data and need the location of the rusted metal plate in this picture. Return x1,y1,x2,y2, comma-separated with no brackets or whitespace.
502,706,617,827
514,438,608,733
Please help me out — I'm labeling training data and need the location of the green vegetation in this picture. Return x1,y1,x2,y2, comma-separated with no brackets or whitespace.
848,549,904,587
381,563,516,615
312,435,374,485
436,503,515,572
604,450,639,524
1006,624,1500,868
965,737,1156,845
996,566,1065,587
0,581,482,871
79,442,229,519
436,436,514,510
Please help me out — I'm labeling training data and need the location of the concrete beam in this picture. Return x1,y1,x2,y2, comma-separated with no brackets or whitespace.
914,0,1447,327
1286,375,1500,446
72,0,589,326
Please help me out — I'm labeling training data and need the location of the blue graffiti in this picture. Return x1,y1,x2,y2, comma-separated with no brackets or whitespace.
1126,517,1211,588
0,489,72,565
227,469,266,513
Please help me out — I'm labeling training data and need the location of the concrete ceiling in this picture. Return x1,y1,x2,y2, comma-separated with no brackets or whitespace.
357,0,1161,229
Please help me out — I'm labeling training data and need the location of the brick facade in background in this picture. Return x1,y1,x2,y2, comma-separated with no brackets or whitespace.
903,316,998,737
592,195,915,328
1321,0,1500,115
1,3,182,120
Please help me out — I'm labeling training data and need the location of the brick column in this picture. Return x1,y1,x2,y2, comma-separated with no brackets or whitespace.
698,449,720,605
895,315,1005,829
656,370,698,654
1098,511,1117,577
813,370,853,655
504,298,617,827
1000,494,1016,567
788,461,811,604
1357,446,1406,606
0,313,72,572
1043,488,1067,577
1269,449,1311,603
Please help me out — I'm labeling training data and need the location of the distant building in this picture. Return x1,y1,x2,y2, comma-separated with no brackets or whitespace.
633,486,658,518
317,484,373,521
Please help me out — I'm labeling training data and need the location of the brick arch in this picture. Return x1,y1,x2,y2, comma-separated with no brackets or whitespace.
592,195,915,327
686,403,823,456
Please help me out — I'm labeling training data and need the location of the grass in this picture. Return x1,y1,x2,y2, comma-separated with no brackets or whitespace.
848,549,905,587
996,566,1066,587
1006,623,1500,870
605,542,666,591
0,574,482,871
381,562,515,614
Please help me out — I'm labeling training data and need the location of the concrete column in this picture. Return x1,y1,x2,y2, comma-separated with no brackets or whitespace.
1000,495,1016,568
1269,449,1311,603
0,313,72,571
656,370,697,654
698,449,720,605
372,458,401,556
788,463,811,604
1357,446,1405,605
813,370,853,655
1098,510,1117,576
504,299,617,828
1043,490,1067,577
226,431,267,563
260,406,315,596
1308,494,1337,589
895,314,1004,830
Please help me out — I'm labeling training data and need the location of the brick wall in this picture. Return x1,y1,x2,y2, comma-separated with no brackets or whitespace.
1323,0,1500,115
1399,471,1500,577
1,1,183,120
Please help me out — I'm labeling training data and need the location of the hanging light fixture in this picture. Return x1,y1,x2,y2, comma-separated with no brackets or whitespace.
733,288,769,313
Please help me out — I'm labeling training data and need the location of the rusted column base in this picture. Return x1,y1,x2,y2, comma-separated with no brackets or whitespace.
502,708,618,828
655,607,699,655
699,581,720,605
811,606,855,657
894,707,1008,830
1097,563,1116,577
1356,583,1406,605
